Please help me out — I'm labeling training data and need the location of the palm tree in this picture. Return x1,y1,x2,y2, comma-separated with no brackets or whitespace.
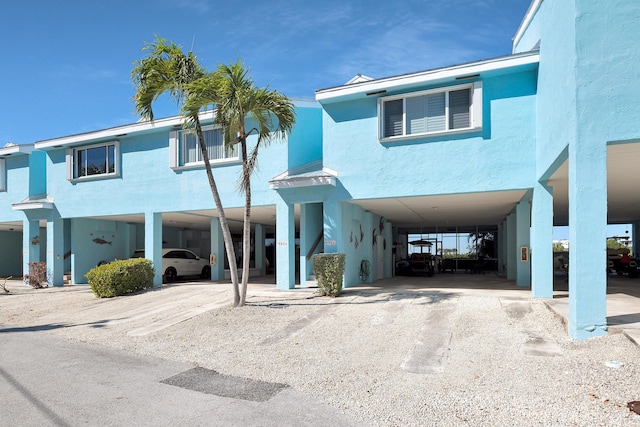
131,37,241,304
185,60,295,306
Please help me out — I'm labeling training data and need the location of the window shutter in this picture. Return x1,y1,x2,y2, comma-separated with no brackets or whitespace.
0,158,5,191
169,131,178,168
383,100,403,137
449,88,471,129
65,149,73,180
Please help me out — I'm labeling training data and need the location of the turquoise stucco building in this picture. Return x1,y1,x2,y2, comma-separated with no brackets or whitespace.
1,0,639,340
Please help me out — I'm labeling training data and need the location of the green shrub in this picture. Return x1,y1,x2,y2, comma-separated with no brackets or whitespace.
86,258,155,298
312,253,346,297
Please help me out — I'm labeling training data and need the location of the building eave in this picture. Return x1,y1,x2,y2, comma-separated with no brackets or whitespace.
512,0,544,53
34,111,215,150
315,51,539,104
0,143,34,158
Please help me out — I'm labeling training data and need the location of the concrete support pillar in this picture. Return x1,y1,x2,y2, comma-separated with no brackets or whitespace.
22,218,40,276
145,212,163,286
46,217,64,286
515,194,532,287
568,139,608,339
254,224,265,276
506,212,516,281
276,199,295,290
210,217,225,281
531,183,554,298
632,221,639,259
497,222,505,274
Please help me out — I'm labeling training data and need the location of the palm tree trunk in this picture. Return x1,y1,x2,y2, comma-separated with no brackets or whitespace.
194,117,241,305
239,138,251,306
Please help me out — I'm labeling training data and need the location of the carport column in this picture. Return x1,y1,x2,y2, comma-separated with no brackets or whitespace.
145,212,163,286
531,183,553,298
506,212,516,280
515,194,531,287
46,217,64,286
276,199,295,290
22,218,41,276
568,138,607,339
210,217,225,281
497,222,505,274
254,224,265,275
632,221,640,259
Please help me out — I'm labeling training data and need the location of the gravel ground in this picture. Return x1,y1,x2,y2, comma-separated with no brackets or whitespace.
1,279,640,426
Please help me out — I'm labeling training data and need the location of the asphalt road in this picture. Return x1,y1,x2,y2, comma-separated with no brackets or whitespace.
0,325,358,427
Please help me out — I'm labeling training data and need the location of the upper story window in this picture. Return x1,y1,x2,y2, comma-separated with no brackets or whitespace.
66,141,120,182
379,81,482,142
170,126,238,169
0,158,5,191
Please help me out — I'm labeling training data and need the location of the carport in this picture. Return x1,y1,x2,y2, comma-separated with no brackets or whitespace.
64,206,279,285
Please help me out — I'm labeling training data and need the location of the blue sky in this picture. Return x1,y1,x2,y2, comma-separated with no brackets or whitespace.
0,0,532,145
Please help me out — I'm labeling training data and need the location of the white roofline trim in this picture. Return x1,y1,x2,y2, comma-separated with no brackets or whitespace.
35,111,215,149
269,176,336,190
315,52,539,103
512,0,543,53
0,143,34,157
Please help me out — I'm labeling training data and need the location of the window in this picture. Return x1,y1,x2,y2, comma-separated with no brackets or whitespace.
379,81,482,141
170,126,238,169
66,141,120,181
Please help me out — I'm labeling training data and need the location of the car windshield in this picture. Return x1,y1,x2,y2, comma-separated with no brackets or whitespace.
131,250,145,258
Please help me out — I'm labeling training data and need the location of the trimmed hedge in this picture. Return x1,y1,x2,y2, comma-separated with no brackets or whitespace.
86,258,155,298
312,253,346,297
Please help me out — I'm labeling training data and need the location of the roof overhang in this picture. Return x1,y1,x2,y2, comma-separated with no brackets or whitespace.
12,195,55,211
34,111,215,150
0,143,34,158
315,51,539,105
269,160,338,189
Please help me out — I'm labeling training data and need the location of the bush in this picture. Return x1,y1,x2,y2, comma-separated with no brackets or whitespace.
24,262,49,288
86,258,155,298
312,253,346,297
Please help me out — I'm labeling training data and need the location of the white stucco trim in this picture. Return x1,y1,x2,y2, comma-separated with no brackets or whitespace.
12,195,55,210
315,52,539,104
512,0,544,53
0,143,34,157
269,175,336,189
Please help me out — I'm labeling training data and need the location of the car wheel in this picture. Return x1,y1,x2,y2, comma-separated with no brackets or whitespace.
201,266,211,280
164,267,177,283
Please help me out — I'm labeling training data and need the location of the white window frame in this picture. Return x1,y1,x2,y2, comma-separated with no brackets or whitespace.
0,158,5,191
66,140,120,182
169,126,240,170
378,81,482,142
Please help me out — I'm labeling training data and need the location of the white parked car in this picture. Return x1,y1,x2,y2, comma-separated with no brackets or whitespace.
130,248,210,283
